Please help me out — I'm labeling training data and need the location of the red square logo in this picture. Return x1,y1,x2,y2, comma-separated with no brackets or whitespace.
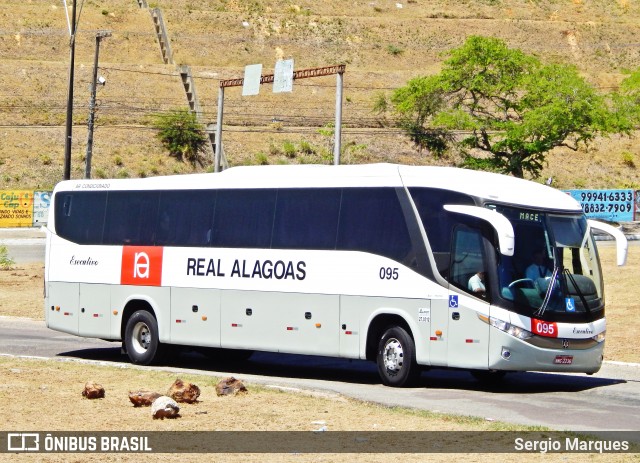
121,246,163,286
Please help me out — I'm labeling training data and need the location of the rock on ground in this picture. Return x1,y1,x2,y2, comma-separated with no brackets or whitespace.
151,396,180,420
82,381,105,399
129,390,162,407
167,378,201,404
215,377,248,396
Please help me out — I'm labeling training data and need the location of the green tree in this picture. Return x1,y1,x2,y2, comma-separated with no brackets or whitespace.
388,36,611,178
388,75,452,156
611,68,640,133
152,109,208,166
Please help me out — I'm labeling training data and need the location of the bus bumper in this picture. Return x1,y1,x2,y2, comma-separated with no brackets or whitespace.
488,328,604,374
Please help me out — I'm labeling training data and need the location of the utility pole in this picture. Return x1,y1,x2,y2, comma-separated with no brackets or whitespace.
63,0,77,181
84,31,111,179
333,69,344,165
214,86,224,173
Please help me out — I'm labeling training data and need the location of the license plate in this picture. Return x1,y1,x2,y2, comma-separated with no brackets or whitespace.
554,355,573,365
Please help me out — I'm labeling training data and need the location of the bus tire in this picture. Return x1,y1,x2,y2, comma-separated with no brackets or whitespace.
124,310,164,365
377,326,420,387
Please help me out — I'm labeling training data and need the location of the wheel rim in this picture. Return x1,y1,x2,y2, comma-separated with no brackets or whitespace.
131,321,151,355
382,338,404,372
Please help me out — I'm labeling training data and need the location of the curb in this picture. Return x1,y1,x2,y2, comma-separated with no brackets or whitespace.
603,360,640,368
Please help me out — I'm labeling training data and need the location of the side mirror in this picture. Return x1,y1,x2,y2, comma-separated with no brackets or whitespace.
588,220,628,266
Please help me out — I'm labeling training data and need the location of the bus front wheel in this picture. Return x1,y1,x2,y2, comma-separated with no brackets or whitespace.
376,326,420,387
124,310,164,365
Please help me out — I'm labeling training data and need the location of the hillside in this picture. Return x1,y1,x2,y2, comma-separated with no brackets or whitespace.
0,0,639,190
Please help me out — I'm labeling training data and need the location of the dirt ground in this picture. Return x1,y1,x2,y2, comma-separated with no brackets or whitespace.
0,263,43,319
2,1,640,192
594,242,640,363
0,357,637,463
0,243,638,362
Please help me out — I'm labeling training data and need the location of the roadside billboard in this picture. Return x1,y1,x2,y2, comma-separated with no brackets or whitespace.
32,191,51,226
563,189,636,222
0,190,52,227
0,190,34,227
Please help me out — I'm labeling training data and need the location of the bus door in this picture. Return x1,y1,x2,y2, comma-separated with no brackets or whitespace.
445,225,490,369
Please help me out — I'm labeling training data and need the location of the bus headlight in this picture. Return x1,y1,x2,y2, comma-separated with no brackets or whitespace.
505,324,533,340
479,314,534,340
591,331,606,343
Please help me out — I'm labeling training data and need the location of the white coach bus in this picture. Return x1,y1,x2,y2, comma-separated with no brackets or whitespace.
44,164,627,387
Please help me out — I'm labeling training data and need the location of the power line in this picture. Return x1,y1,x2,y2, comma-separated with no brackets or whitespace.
100,65,180,77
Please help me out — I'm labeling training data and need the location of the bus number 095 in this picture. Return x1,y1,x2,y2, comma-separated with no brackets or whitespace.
532,319,558,337
379,267,399,280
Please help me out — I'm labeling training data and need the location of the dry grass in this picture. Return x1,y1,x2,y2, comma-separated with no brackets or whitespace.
0,357,504,433
0,356,637,463
0,244,638,363
0,262,44,319
1,1,640,190
595,242,640,363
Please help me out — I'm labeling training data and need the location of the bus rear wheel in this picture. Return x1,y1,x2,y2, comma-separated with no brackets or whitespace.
376,326,420,387
124,310,164,365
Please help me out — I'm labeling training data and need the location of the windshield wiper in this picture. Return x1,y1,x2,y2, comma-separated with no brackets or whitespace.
535,267,593,319
563,268,592,315
535,266,560,318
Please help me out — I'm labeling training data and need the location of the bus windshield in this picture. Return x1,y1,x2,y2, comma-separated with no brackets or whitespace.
489,205,604,322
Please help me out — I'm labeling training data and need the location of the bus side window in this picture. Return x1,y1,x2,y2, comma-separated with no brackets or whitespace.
156,190,216,246
55,192,107,244
336,188,412,264
271,188,341,250
450,226,487,297
104,191,159,245
211,189,276,248
408,187,475,279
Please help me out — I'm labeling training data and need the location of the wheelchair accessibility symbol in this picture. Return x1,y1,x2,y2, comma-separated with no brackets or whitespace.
565,297,576,312
449,295,459,308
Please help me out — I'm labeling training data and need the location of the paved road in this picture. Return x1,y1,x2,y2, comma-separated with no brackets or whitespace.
1,316,639,438
0,227,46,263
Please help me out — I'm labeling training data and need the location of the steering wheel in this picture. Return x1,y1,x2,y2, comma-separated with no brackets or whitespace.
508,278,535,289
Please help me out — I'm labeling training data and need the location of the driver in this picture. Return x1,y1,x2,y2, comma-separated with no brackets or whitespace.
525,249,552,281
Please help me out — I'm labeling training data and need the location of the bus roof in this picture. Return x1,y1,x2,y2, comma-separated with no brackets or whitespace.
55,163,582,212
